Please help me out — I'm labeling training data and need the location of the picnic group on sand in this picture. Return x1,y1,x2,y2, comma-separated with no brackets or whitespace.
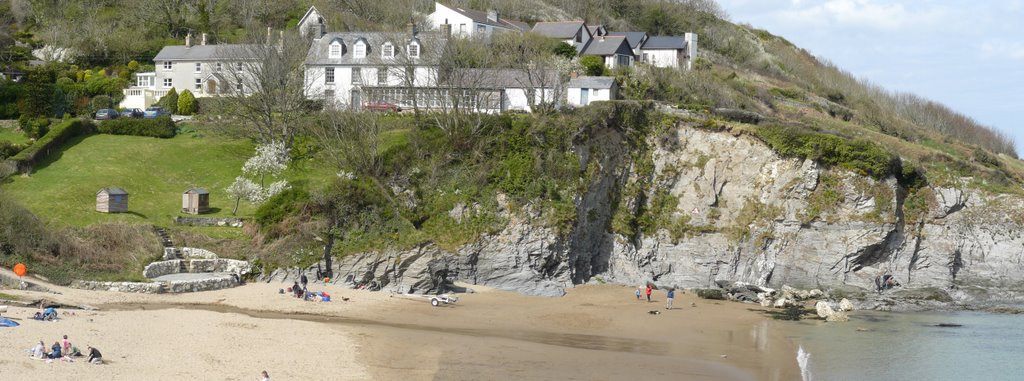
636,285,677,310
27,334,103,365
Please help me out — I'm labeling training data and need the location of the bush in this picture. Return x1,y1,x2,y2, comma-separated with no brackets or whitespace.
95,116,176,138
158,88,178,114
18,115,51,139
580,55,606,76
9,118,93,170
254,186,310,228
177,89,197,115
552,42,577,59
0,140,26,159
712,108,763,124
696,289,725,300
752,124,897,179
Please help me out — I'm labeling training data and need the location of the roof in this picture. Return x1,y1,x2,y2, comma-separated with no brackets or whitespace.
606,32,647,49
439,3,528,31
568,76,615,89
641,36,687,50
305,32,443,66
581,37,633,57
449,68,560,89
298,5,323,27
184,188,209,194
587,25,606,36
154,44,262,61
531,21,586,39
98,187,128,195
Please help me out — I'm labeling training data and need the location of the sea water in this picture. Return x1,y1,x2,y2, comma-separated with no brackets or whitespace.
785,310,1024,381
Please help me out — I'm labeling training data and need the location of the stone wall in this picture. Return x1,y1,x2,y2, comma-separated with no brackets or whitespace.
180,247,218,259
143,260,181,278
72,280,165,293
71,275,240,294
173,216,244,227
143,258,252,279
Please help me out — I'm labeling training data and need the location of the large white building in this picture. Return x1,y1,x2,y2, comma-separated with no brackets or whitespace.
426,2,528,38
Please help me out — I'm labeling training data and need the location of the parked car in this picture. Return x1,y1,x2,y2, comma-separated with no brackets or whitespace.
144,107,168,119
121,108,144,118
95,108,119,120
364,102,401,113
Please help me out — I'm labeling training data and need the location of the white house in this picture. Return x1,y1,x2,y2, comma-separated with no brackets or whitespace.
297,6,327,39
531,21,591,51
120,33,258,110
567,76,616,107
639,33,698,70
581,36,634,69
427,2,528,38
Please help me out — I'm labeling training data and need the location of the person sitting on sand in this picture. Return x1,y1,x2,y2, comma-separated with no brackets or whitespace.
49,341,62,359
260,370,270,381
86,346,103,364
292,282,303,298
43,307,57,321
31,341,45,359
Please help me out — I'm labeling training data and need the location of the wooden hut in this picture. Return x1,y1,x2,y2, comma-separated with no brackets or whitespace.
96,187,129,213
182,188,210,214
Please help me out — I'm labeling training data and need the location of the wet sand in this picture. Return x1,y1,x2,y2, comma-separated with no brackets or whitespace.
0,277,799,380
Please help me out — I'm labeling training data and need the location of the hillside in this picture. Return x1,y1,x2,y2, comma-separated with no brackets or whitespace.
2,1,1023,304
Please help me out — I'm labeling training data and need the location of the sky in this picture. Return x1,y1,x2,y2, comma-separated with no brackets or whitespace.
715,0,1024,155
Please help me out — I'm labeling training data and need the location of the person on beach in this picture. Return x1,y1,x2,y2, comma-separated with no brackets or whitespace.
49,341,62,359
645,285,652,302
292,281,303,298
260,370,271,381
86,346,103,364
635,288,642,301
666,288,675,310
31,340,45,359
62,335,71,356
300,273,309,292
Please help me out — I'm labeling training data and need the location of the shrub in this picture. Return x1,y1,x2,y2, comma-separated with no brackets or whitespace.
254,186,310,228
18,115,51,139
0,140,26,159
9,118,93,171
552,42,577,59
752,124,897,179
90,94,114,111
158,87,178,114
712,108,763,124
177,89,197,115
580,55,606,76
95,116,176,138
696,289,725,300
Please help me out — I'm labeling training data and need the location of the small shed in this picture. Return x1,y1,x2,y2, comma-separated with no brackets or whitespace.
96,187,129,213
182,188,210,214
567,76,618,107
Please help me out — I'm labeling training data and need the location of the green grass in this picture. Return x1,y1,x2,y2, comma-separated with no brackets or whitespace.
1,132,258,227
0,292,21,300
0,126,30,145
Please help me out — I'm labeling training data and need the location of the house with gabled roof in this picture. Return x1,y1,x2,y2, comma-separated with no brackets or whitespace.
297,6,327,39
639,33,698,70
427,2,528,38
531,21,591,51
581,36,634,69
606,31,648,56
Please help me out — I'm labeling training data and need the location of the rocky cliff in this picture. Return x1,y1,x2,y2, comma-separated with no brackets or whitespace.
270,121,1024,307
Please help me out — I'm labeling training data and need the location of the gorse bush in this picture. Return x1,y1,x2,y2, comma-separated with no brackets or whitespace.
95,116,176,138
177,89,197,115
158,88,178,114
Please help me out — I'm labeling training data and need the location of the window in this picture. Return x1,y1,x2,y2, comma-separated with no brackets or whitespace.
324,90,334,101
382,43,394,58
329,42,342,58
459,24,466,34
195,78,202,90
617,55,631,67
642,53,649,63
377,67,387,85
408,43,419,58
354,43,366,58
325,67,334,84
351,67,361,85
163,78,172,87
476,24,485,34
195,63,201,73
163,61,172,70
216,63,222,72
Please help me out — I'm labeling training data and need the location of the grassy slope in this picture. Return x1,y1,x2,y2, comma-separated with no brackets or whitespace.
0,126,30,145
2,132,257,227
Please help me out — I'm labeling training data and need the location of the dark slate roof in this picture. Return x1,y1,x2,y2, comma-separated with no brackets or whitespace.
587,25,606,36
185,188,209,194
581,37,633,57
568,76,615,89
154,44,261,61
641,36,687,50
443,4,528,31
605,32,648,49
99,187,128,195
305,32,443,66
531,21,586,39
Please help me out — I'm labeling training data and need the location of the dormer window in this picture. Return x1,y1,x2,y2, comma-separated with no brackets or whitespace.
382,43,394,58
354,42,366,58
408,43,420,59
329,41,342,59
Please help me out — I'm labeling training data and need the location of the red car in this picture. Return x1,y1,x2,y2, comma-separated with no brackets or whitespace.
363,102,401,112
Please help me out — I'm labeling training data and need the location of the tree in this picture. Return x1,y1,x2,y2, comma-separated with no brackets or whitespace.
158,87,178,114
306,110,387,178
552,41,577,59
580,55,605,76
243,141,288,188
177,89,197,115
225,176,260,215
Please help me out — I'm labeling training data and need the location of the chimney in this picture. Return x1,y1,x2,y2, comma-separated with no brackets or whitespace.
487,9,498,22
185,33,192,47
267,27,273,43
201,33,207,46
440,24,452,38
278,31,285,51
407,22,418,37
570,70,578,79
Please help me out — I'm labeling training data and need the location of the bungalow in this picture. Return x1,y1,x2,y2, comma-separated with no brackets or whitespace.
581,36,634,69
639,33,698,70
427,2,528,38
606,31,648,56
531,21,591,51
567,76,616,107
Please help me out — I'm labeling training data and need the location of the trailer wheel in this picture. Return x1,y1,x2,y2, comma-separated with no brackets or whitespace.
431,298,440,307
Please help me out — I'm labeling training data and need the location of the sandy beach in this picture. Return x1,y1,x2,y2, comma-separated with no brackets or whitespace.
1,276,799,380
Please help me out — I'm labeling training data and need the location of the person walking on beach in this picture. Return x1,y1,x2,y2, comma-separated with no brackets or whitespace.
666,288,675,310
645,285,652,302
635,288,642,301
300,273,309,292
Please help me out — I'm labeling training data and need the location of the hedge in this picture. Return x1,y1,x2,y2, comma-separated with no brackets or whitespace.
96,116,176,138
9,118,93,171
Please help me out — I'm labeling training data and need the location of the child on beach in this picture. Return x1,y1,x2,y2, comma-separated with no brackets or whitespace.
62,335,71,356
666,289,675,310
645,285,652,302
635,288,641,300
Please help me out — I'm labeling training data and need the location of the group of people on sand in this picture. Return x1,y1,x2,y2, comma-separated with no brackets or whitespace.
285,274,332,302
28,334,102,364
636,285,678,310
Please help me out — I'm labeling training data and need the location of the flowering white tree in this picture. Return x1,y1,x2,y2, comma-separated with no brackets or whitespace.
225,176,261,215
227,142,291,214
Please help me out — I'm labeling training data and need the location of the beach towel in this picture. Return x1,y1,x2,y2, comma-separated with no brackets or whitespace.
0,318,19,327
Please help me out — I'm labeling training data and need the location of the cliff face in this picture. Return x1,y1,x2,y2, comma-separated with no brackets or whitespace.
280,123,1024,305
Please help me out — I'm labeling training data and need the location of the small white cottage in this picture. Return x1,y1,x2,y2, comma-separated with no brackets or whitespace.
567,76,617,107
